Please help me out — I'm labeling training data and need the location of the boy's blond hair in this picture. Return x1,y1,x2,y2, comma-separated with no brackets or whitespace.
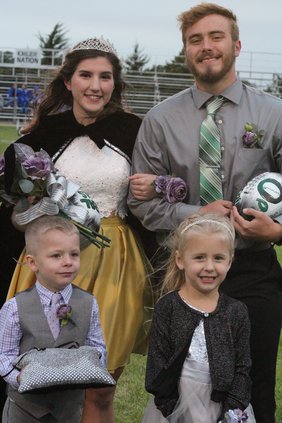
25,215,79,254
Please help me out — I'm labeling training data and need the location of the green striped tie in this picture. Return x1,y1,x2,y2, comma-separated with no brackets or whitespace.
199,96,225,205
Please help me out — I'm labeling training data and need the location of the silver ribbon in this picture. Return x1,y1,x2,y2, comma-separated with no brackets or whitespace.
15,170,100,248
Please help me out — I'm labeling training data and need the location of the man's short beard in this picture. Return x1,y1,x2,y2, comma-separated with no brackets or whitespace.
187,53,236,84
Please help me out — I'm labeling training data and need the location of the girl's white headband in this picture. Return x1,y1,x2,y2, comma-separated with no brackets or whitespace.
181,219,235,240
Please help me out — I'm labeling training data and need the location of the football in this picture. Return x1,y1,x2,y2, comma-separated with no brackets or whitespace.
235,172,282,219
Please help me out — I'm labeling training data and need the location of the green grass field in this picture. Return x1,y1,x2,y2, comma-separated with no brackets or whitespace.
0,125,281,423
0,125,18,152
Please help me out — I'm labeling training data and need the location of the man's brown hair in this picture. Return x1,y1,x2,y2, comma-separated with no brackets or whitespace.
178,3,239,43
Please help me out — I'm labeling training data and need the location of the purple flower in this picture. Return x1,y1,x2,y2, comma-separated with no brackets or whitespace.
165,177,187,204
154,175,170,194
242,131,256,147
56,304,73,326
22,152,52,179
242,122,263,148
154,175,188,203
223,409,249,422
0,156,5,176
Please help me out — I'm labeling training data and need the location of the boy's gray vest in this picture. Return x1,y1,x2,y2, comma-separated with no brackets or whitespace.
8,285,93,420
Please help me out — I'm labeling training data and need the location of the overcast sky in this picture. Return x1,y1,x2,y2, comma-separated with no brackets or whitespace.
2,0,282,72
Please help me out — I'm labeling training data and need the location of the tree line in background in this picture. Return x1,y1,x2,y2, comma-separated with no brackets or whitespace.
1,22,282,94
0,22,189,74
124,43,188,74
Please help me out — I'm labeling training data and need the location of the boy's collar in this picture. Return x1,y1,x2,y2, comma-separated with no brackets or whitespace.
35,281,72,304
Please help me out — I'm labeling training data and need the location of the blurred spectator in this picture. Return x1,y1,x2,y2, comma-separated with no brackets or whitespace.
29,85,43,111
7,83,19,108
18,84,29,114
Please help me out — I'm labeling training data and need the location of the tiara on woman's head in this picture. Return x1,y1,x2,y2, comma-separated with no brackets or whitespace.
71,36,118,56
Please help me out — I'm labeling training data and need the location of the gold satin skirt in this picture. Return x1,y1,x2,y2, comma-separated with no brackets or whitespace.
7,216,154,372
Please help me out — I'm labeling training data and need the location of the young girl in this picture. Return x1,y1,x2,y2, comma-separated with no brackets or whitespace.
142,214,256,423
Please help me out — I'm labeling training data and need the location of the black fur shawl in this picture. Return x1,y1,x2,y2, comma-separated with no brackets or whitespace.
5,109,142,189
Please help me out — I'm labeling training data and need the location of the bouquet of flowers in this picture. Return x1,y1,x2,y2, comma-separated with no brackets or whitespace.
0,144,110,249
154,175,187,203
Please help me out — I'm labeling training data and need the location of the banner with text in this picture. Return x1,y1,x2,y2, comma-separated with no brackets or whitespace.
15,49,41,67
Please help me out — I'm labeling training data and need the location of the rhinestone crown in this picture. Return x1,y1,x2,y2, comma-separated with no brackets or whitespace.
72,36,118,56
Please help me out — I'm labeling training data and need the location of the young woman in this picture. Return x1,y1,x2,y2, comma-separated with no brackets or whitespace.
2,37,155,423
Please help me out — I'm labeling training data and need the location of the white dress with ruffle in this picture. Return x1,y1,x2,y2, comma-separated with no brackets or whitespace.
142,302,256,423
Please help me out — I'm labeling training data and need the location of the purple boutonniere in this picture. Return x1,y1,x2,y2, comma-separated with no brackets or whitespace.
242,122,264,148
56,304,75,326
154,175,187,204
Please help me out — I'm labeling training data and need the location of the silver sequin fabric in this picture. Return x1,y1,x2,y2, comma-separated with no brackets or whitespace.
189,320,209,364
181,298,209,364
14,346,115,393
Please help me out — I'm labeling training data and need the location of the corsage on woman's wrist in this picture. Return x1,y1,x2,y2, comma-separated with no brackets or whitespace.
153,175,187,204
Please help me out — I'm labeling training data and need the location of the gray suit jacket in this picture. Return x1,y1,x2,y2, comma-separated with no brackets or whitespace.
8,285,93,420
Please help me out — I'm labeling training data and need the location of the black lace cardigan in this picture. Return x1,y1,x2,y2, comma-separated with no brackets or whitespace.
145,291,252,419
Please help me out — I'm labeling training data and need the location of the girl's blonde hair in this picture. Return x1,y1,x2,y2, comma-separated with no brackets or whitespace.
162,214,235,294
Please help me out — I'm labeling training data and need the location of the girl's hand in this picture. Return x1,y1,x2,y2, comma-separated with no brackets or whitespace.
129,173,157,201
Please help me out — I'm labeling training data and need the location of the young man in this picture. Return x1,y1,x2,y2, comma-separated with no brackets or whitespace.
129,4,282,423
0,215,106,423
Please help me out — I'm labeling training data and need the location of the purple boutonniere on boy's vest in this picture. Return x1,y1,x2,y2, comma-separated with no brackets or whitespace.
56,304,75,326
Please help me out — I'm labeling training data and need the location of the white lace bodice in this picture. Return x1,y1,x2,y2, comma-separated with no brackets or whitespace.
55,136,131,218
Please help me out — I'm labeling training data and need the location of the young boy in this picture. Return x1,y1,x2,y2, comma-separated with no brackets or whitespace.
0,215,107,423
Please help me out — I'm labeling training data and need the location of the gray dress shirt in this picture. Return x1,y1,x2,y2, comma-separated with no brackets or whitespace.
129,79,282,251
